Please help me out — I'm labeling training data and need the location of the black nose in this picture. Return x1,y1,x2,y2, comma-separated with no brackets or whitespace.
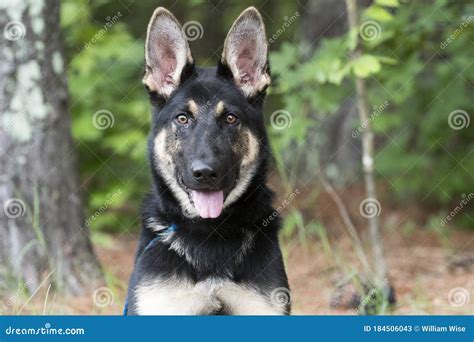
192,160,220,184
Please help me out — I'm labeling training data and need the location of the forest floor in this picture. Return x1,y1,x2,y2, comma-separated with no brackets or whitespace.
4,185,473,315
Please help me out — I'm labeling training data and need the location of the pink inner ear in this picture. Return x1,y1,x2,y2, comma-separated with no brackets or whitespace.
155,47,177,86
236,41,257,85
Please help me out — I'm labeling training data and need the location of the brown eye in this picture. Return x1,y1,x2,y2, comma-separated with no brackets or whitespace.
176,114,189,125
226,114,238,124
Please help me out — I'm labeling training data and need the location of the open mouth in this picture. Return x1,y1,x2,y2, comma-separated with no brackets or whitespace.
179,175,225,219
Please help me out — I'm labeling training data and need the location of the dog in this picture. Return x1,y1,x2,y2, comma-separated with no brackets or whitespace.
125,6,290,315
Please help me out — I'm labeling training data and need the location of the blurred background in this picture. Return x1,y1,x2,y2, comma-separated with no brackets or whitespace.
0,0,472,315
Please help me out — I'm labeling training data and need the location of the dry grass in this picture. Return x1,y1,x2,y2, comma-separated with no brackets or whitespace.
3,223,471,315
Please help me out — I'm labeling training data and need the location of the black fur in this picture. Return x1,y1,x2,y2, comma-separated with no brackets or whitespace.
125,8,289,315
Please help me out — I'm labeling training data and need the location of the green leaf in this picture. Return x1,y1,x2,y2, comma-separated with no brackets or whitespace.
329,63,351,85
365,6,394,22
352,54,382,78
375,0,399,8
375,55,398,65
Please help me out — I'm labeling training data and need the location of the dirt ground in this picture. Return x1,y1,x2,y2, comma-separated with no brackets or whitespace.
4,185,473,315
93,228,471,315
12,226,471,315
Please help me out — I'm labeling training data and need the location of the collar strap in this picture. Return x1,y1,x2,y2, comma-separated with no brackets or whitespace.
144,223,177,252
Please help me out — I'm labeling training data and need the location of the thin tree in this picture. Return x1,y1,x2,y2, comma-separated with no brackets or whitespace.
345,0,388,286
0,0,102,295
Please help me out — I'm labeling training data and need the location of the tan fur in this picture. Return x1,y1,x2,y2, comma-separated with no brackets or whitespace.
214,101,225,117
134,277,284,315
188,99,199,116
153,126,258,215
242,129,259,166
217,282,284,315
225,129,259,207
135,278,221,315
154,129,198,218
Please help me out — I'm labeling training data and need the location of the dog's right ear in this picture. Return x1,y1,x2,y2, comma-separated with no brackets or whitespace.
143,8,194,99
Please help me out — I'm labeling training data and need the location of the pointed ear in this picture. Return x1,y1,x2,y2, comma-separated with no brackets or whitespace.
143,7,194,98
219,7,271,98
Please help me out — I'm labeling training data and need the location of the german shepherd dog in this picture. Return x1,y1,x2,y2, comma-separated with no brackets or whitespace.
125,6,290,315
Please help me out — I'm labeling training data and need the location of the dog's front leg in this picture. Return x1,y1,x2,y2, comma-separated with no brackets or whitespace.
131,278,221,315
217,282,289,315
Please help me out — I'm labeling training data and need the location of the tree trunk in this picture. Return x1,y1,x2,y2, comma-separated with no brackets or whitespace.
344,0,388,285
0,0,102,295
298,0,372,185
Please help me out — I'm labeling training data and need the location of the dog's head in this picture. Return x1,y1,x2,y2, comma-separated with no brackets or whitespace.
145,7,271,219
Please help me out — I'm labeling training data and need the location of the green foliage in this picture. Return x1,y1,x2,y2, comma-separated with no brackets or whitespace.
369,1,474,213
62,0,472,232
62,1,150,232
270,0,473,227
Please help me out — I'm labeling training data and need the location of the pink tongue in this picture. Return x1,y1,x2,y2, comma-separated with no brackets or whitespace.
191,190,224,218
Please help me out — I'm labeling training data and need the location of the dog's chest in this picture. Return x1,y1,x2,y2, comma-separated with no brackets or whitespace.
167,229,255,273
134,277,283,315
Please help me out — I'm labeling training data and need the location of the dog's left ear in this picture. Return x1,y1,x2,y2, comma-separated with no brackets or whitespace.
143,7,194,99
218,7,271,99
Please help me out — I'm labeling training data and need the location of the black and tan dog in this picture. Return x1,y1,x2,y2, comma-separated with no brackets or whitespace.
125,6,290,315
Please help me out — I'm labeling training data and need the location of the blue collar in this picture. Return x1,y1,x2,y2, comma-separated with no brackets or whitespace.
144,223,177,252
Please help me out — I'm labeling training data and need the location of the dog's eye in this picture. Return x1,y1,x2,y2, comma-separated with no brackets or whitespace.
226,114,238,125
175,114,189,125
